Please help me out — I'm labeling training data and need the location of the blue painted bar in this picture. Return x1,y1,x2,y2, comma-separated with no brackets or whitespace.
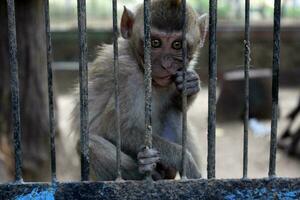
1,178,300,199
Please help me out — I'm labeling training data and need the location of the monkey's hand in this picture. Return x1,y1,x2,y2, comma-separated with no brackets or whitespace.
175,69,200,96
137,147,160,176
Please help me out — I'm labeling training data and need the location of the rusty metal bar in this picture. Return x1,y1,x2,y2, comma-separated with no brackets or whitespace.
243,0,250,179
112,0,122,181
207,0,218,179
77,0,89,181
143,0,152,180
44,0,57,182
269,0,281,178
180,0,188,180
6,0,23,183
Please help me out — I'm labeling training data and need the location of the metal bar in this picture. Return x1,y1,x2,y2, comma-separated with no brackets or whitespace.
269,0,281,178
6,0,23,183
207,0,218,179
1,178,300,199
181,0,188,180
243,0,250,179
112,0,122,181
143,0,152,180
77,0,89,181
44,0,56,182
143,1,152,149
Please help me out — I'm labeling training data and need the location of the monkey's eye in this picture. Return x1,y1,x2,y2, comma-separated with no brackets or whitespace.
172,41,182,50
151,39,162,48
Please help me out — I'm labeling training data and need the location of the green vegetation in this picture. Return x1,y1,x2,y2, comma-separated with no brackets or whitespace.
49,0,300,30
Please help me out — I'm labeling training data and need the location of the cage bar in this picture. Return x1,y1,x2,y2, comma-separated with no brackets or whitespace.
6,0,23,183
44,0,57,182
268,0,281,178
207,0,218,179
143,0,152,149
112,0,122,180
243,0,250,179
180,0,188,179
143,0,152,180
77,0,89,181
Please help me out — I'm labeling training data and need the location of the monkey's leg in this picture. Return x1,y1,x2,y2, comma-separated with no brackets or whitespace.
89,134,143,181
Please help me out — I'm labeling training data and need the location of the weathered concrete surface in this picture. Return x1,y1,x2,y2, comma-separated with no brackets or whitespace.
1,178,300,200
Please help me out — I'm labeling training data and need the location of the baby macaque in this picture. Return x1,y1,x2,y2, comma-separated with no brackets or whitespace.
72,0,208,180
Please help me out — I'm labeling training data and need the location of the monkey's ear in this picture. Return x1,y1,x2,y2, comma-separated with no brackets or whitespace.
121,6,135,39
198,14,209,48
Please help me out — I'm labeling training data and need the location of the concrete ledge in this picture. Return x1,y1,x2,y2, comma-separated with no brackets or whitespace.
1,178,300,199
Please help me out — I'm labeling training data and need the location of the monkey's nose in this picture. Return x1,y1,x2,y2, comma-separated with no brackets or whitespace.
161,56,173,70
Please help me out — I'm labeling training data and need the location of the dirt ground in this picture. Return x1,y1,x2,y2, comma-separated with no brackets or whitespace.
56,87,300,181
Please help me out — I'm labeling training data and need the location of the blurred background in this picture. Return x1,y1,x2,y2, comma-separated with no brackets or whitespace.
0,0,299,182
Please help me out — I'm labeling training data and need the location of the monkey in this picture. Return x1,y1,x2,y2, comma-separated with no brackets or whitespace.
72,0,208,181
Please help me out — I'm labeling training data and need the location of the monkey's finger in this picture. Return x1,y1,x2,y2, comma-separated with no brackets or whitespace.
139,163,157,174
138,156,160,165
177,82,199,91
176,70,198,78
137,148,160,159
175,75,198,84
186,87,200,96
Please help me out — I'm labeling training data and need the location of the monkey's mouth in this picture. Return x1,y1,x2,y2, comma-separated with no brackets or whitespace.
152,75,172,87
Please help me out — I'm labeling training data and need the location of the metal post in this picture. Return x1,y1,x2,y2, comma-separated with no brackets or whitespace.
269,0,281,178
243,0,250,179
7,0,23,183
181,0,188,180
44,0,57,183
77,0,89,181
207,0,218,179
143,0,152,180
112,0,122,181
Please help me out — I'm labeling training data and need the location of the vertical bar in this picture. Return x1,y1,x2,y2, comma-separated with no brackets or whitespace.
207,0,217,179
112,0,122,181
44,0,56,182
77,0,89,181
7,0,23,183
180,0,188,180
243,0,250,179
269,0,281,178
143,0,152,180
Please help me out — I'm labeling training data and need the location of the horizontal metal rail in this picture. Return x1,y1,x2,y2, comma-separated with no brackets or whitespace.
1,178,300,199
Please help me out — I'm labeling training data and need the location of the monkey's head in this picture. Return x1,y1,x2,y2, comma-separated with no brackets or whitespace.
121,0,208,87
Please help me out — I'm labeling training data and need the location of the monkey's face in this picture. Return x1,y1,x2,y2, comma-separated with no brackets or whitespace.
120,4,209,87
149,30,187,87
133,28,199,87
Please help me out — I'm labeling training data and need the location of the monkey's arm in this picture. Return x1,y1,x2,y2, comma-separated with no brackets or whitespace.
89,134,144,181
104,126,201,179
